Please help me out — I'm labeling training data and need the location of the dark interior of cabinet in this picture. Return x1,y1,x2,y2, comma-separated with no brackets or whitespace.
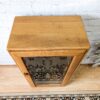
22,56,72,85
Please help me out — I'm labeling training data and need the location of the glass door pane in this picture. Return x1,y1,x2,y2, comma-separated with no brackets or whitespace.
22,56,72,85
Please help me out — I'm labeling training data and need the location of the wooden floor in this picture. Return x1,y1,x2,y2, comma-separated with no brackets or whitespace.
0,65,100,95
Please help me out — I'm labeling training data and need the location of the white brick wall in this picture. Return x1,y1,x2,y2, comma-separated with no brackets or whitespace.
0,0,100,65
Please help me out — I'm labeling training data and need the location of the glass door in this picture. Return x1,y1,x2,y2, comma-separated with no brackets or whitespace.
22,56,72,85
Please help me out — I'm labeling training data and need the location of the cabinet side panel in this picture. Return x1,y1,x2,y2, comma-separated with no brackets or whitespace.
9,51,35,87
62,50,87,86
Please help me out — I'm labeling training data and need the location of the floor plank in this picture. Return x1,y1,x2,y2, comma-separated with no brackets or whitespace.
0,65,100,95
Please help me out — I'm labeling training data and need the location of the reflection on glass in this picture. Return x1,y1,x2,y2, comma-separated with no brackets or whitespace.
22,56,72,84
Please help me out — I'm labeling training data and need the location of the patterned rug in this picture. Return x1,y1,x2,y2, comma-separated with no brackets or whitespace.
0,94,100,100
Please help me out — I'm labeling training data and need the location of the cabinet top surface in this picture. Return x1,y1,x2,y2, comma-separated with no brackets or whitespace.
7,16,90,51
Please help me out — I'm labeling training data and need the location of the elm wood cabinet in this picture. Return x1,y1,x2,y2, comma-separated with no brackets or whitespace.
7,16,90,87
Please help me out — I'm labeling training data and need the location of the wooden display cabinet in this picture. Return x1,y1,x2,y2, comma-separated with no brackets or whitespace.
7,16,90,87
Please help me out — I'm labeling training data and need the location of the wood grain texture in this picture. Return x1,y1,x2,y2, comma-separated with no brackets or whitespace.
7,16,90,51
7,16,90,87
10,50,85,57
10,52,35,87
0,65,100,95
9,50,86,87
62,53,86,86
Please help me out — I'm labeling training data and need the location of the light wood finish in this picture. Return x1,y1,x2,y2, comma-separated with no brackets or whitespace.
7,16,90,51
10,50,86,87
0,65,100,95
10,50,85,57
62,53,85,86
7,16,90,86
10,52,35,87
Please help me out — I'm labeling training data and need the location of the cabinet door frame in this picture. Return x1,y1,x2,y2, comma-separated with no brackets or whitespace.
9,49,86,87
